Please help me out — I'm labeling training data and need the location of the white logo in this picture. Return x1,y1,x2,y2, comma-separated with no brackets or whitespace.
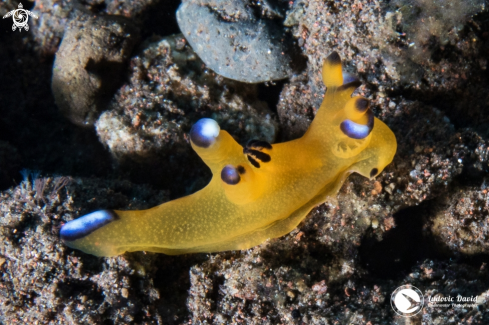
391,285,424,317
2,3,38,32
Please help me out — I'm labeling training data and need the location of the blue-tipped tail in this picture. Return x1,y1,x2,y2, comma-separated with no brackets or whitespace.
60,210,119,241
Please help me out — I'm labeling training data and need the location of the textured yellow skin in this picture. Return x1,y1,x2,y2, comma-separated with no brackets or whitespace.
65,54,397,256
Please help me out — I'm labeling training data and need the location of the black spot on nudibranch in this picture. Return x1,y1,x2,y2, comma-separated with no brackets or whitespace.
355,98,370,113
60,210,119,241
237,165,246,174
221,165,241,185
370,168,378,177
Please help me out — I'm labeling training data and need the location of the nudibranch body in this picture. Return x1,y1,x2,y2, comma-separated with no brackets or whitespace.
60,52,397,256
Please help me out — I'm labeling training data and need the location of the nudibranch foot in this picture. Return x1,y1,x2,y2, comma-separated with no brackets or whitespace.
60,51,397,257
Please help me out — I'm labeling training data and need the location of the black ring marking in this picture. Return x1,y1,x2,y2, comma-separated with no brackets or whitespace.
370,168,379,177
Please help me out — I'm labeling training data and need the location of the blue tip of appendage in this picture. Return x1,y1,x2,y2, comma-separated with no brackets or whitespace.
60,210,119,241
340,110,374,140
340,119,373,140
221,165,241,185
340,119,370,139
189,118,220,148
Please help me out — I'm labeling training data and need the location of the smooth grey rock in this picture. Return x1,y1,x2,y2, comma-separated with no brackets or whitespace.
177,0,300,83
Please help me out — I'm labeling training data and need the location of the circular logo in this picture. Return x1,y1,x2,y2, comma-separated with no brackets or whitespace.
391,285,424,317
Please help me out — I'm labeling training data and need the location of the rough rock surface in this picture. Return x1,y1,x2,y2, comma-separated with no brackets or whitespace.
95,34,278,193
97,34,278,157
177,0,303,83
0,175,187,324
0,1,114,190
431,134,489,255
52,14,140,126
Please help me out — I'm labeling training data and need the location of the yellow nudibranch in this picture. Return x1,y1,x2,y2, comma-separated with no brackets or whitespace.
60,52,397,256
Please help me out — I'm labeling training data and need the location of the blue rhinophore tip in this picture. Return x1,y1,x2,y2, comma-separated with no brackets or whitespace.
340,110,374,140
190,118,220,148
60,210,119,241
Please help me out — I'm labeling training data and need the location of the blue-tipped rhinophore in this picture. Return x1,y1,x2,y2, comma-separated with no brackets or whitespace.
190,118,220,148
60,210,119,241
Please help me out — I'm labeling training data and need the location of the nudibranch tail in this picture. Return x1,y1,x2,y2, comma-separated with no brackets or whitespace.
60,52,397,257
60,210,119,242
